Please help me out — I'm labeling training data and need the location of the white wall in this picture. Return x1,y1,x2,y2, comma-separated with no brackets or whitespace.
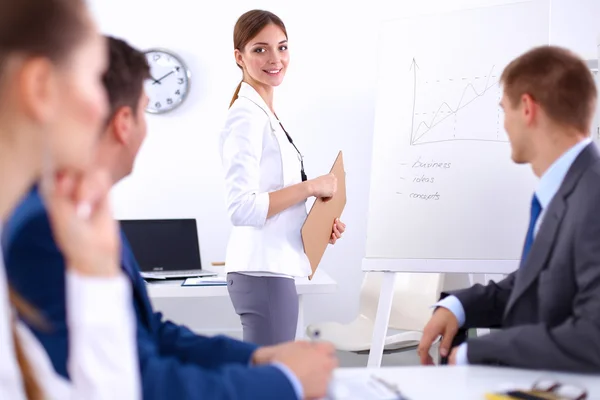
89,0,600,334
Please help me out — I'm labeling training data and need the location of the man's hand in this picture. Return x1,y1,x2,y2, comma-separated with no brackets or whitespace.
254,341,337,399
448,347,458,365
251,342,293,365
417,307,459,365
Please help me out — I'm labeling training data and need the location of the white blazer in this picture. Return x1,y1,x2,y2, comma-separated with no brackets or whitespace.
219,82,311,278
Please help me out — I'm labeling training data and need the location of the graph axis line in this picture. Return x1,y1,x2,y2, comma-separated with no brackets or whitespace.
411,138,509,146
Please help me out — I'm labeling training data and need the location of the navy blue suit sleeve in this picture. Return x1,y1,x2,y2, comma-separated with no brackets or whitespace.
137,326,298,400
153,312,258,368
121,233,260,368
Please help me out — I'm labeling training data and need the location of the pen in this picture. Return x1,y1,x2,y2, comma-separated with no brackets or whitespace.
371,375,404,399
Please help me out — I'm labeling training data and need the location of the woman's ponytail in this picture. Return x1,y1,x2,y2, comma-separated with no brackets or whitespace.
229,81,243,108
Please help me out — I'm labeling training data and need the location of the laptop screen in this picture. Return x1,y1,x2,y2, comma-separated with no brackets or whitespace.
120,219,202,272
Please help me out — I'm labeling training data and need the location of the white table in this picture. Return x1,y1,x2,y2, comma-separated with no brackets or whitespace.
362,259,518,367
146,270,337,339
334,365,600,399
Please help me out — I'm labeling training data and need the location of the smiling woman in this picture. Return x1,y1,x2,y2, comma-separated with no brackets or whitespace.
228,10,289,109
218,9,346,346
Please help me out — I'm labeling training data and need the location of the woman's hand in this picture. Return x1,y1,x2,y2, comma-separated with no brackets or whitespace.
309,173,337,198
42,169,120,277
329,218,346,245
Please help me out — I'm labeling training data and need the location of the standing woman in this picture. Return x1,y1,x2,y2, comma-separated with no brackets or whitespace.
220,9,346,346
0,0,139,399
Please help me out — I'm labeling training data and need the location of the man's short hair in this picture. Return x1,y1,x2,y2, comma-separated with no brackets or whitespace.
103,36,150,120
501,45,597,133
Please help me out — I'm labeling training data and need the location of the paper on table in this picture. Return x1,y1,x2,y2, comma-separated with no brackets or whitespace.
325,374,407,400
182,276,227,286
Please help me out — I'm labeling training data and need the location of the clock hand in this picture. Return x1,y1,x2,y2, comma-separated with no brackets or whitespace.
152,70,175,85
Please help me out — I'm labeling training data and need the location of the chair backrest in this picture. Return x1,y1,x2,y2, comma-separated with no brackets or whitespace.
359,272,445,332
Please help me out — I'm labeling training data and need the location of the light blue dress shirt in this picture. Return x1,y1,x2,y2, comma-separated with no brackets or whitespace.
273,363,303,399
436,138,592,365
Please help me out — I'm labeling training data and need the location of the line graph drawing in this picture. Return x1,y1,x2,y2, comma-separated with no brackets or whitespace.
408,59,509,146
412,66,497,142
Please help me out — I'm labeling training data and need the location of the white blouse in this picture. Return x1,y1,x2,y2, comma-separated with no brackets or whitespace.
0,226,140,400
220,82,312,278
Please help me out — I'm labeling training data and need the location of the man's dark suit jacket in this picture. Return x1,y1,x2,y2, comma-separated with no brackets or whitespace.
3,188,297,399
444,143,600,372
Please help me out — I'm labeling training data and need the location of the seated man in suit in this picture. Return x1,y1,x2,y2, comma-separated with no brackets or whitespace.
3,36,336,400
417,45,600,372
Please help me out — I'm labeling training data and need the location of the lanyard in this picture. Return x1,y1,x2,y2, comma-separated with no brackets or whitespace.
278,121,307,182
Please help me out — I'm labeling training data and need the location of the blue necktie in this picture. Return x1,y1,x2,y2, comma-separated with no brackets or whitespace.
521,194,542,263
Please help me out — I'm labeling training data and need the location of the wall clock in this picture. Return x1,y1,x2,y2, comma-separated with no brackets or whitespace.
144,48,191,114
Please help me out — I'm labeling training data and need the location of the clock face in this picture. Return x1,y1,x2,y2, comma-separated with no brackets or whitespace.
144,49,191,114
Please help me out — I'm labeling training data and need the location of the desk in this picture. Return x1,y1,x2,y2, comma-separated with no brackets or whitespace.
363,259,517,367
146,270,337,339
334,365,600,399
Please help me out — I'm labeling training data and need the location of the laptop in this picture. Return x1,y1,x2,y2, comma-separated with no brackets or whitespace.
119,218,216,279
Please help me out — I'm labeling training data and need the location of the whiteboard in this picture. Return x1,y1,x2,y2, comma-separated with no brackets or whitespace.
364,1,549,269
